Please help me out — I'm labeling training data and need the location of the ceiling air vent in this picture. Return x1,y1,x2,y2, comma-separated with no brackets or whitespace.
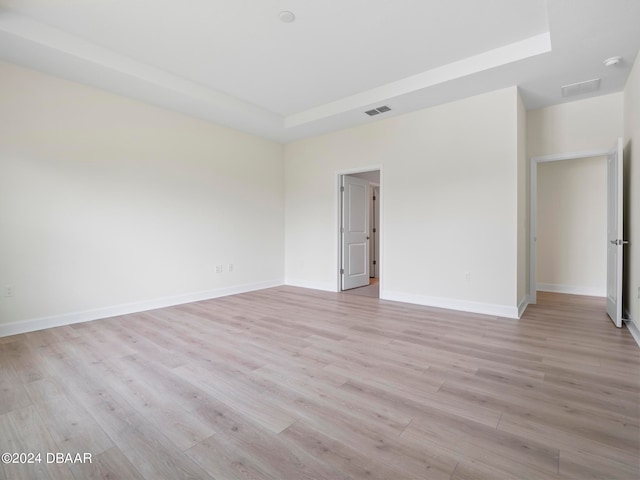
365,105,391,116
561,78,601,98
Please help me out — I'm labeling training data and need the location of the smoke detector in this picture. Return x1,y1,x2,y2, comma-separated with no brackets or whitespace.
603,56,622,67
279,11,295,23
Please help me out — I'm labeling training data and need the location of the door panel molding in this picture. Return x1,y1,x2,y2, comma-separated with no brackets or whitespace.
341,175,370,290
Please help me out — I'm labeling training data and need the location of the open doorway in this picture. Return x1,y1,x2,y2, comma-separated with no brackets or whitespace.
536,156,607,297
529,139,625,327
338,169,381,298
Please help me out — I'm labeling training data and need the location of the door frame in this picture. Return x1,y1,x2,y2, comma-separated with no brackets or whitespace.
529,146,616,305
370,185,380,278
337,166,383,293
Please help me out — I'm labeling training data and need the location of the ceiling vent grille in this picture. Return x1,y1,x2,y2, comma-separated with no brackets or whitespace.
365,105,391,116
561,78,601,98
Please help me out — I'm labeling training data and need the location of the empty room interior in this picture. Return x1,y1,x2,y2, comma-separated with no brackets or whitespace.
1,1,640,479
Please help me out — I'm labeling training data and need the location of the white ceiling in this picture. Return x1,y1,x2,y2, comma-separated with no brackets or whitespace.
0,0,639,143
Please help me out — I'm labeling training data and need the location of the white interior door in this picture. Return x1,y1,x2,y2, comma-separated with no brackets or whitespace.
341,175,369,290
606,138,625,327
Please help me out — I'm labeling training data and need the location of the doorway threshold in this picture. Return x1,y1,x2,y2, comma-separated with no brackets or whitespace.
341,278,379,298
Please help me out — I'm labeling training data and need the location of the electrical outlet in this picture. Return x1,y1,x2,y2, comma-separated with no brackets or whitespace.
228,264,234,273
465,272,471,282
637,286,640,299
215,265,223,274
4,285,15,297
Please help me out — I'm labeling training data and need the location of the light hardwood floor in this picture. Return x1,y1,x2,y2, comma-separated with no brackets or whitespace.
1,288,638,480
342,278,379,298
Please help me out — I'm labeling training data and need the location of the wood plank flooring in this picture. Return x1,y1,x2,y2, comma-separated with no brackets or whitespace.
0,288,638,480
342,278,379,298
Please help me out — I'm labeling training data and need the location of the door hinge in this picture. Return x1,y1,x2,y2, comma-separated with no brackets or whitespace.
373,260,377,265
341,227,344,233
341,186,345,192
373,196,376,201
373,228,376,233
340,268,344,274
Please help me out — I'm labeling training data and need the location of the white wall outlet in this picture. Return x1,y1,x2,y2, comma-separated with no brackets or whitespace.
465,272,471,282
4,285,15,297
215,265,223,274
228,264,234,273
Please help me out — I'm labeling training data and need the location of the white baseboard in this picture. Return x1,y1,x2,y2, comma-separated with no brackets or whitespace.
284,278,337,292
623,308,640,348
381,290,520,319
537,283,606,297
517,295,530,319
0,280,284,338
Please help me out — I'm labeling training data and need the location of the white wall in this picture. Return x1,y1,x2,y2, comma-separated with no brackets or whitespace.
623,51,640,339
527,93,624,155
527,94,624,296
517,90,528,308
536,157,607,296
0,61,284,332
285,87,521,317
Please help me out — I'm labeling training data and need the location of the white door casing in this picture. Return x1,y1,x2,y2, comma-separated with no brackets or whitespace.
606,138,625,327
370,186,379,278
341,175,369,290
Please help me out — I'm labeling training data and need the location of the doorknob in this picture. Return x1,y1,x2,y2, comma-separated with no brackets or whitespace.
610,239,629,245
